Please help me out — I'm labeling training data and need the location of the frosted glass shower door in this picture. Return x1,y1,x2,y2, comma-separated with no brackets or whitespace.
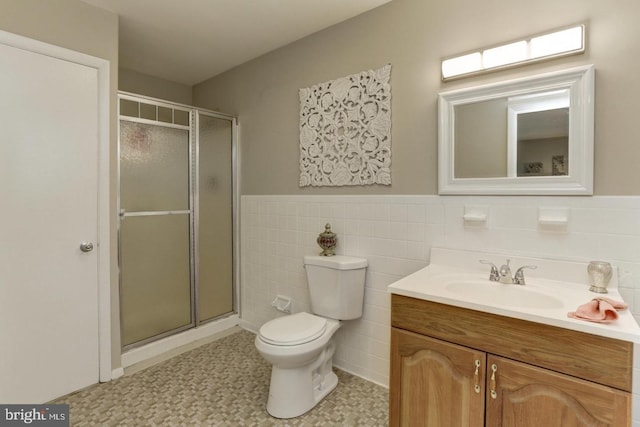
120,121,193,347
197,113,234,322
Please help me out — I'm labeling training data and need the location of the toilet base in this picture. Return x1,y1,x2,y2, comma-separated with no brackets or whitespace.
266,340,337,419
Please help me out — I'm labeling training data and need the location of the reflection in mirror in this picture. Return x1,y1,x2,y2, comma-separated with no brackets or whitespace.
509,89,569,178
439,65,594,195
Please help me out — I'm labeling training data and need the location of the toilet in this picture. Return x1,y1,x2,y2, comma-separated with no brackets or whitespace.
254,255,368,419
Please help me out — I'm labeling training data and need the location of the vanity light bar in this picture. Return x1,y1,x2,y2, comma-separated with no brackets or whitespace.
441,25,585,81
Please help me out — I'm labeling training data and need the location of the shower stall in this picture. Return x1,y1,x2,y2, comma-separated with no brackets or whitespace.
118,93,237,350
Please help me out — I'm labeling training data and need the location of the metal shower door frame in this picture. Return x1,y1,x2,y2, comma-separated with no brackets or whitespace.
117,92,238,351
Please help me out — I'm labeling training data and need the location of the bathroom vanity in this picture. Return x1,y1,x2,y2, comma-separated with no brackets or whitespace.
388,248,639,426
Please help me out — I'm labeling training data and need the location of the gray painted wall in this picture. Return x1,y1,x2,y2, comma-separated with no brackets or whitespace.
119,67,193,105
193,0,640,195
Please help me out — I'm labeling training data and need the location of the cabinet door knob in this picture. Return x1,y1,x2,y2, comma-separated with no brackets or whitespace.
473,359,481,393
490,364,498,399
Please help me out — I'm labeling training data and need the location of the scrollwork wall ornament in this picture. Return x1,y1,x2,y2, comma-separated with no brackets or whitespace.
299,64,392,187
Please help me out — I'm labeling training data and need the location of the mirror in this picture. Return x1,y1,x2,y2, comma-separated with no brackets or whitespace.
438,65,594,194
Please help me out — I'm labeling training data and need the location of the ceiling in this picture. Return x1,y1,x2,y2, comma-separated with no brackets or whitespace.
81,0,391,86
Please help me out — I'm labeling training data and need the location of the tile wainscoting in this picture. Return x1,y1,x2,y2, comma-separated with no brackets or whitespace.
240,194,640,420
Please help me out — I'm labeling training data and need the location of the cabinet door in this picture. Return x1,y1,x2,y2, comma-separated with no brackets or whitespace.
390,328,486,427
486,355,630,426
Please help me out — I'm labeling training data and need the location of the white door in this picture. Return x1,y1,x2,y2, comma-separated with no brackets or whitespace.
0,39,101,403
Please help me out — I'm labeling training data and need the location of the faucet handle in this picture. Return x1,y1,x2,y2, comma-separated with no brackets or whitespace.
499,259,512,276
514,265,537,285
480,260,499,282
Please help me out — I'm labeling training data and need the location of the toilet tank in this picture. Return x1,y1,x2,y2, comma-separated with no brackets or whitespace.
304,255,368,320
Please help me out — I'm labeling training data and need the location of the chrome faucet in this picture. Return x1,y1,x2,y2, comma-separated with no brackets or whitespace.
479,260,499,281
498,259,512,284
513,265,537,285
480,259,537,285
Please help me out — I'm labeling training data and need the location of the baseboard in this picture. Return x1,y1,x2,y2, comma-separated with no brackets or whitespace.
332,362,389,390
237,319,258,334
121,314,240,369
111,367,124,380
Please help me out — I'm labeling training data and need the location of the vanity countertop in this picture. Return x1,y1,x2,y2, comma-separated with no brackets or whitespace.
388,248,640,343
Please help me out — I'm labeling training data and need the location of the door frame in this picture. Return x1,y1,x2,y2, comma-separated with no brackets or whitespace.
0,30,112,381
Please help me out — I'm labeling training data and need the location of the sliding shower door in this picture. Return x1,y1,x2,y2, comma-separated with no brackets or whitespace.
119,119,194,347
197,114,234,322
119,95,236,349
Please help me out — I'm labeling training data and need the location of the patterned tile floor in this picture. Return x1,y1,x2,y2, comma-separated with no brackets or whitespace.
53,329,389,426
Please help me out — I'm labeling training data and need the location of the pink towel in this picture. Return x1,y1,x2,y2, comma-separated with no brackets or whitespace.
567,297,628,323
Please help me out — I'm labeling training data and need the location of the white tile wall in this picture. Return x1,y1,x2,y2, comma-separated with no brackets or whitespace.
241,194,640,415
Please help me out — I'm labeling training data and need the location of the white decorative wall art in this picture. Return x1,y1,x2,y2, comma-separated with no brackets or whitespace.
299,64,392,187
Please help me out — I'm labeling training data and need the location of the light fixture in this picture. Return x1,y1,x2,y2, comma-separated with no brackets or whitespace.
441,24,585,81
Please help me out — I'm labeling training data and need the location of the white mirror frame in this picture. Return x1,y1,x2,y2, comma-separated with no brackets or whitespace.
438,65,594,195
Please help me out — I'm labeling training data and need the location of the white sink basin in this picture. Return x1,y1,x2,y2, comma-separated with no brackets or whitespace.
445,281,564,310
387,248,640,343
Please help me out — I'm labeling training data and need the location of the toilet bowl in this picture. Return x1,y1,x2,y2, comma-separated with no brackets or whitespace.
255,312,340,419
254,255,367,419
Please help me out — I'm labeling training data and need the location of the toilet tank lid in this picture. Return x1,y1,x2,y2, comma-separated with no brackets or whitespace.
304,255,368,270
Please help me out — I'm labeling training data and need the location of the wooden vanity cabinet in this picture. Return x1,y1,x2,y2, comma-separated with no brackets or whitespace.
486,354,630,426
391,328,486,426
390,294,633,427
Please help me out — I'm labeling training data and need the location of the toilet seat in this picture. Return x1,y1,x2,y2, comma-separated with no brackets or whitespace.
259,312,327,346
